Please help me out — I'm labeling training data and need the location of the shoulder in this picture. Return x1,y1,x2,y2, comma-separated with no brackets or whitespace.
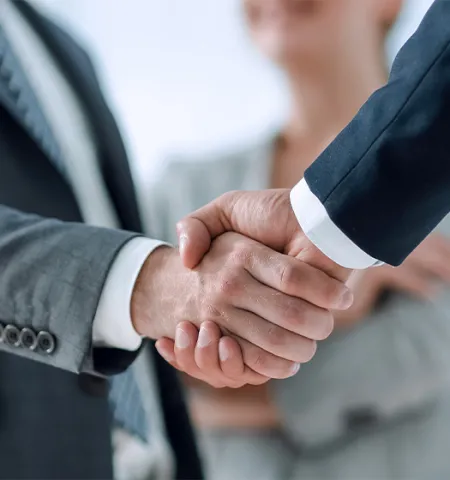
156,135,275,200
146,135,275,242
160,138,271,184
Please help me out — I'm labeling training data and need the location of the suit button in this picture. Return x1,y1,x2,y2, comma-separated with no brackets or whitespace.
19,328,38,351
37,331,56,354
3,325,21,347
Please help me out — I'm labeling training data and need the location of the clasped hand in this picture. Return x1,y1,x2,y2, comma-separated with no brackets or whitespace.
132,189,353,388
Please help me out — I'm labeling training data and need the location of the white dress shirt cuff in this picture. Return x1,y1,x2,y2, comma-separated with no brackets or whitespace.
290,179,382,269
93,237,170,351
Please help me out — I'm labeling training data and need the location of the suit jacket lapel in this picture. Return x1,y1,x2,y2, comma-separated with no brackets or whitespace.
0,21,60,171
9,1,143,233
0,49,27,133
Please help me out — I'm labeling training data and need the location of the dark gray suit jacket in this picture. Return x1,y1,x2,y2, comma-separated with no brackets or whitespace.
0,2,202,479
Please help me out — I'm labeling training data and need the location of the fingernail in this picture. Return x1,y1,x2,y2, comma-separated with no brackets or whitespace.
197,326,211,348
219,341,229,362
336,288,354,310
290,363,301,376
178,235,187,254
175,328,190,349
155,342,173,362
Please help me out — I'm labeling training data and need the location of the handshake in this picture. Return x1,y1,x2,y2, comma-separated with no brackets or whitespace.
131,189,353,388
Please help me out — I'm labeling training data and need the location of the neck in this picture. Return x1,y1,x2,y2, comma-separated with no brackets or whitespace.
282,45,388,146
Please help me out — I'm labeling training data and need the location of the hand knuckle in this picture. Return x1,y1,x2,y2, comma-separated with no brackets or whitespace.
280,299,306,329
221,190,238,203
279,259,302,292
252,352,267,371
266,325,286,348
281,300,331,339
217,271,242,296
229,244,253,268
279,262,296,292
201,303,224,323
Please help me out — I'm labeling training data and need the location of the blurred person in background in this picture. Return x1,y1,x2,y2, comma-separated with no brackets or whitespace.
149,0,450,478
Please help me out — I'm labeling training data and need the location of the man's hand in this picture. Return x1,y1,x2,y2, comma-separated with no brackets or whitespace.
132,232,353,380
176,189,351,282
163,189,354,387
156,321,259,388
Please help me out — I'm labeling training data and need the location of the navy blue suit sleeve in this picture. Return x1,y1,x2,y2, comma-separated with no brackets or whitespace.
304,0,450,266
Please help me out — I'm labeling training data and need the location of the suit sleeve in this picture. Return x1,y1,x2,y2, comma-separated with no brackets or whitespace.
292,0,450,267
0,204,142,375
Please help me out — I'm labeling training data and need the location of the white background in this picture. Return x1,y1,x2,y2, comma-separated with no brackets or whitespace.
35,0,434,184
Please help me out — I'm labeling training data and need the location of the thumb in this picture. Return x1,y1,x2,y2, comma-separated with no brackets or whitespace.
176,194,232,268
176,217,213,269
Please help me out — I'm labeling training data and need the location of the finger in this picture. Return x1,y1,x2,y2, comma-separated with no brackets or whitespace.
174,322,202,374
234,275,334,341
216,334,242,377
178,191,265,270
173,323,227,388
176,192,239,269
155,338,181,371
177,190,293,270
158,325,225,388
195,322,241,387
218,336,269,386
177,217,214,269
195,322,266,387
224,305,318,363
233,240,352,310
222,330,302,379
293,239,351,283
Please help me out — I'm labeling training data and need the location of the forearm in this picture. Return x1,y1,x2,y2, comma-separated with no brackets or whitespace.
296,0,450,266
0,205,140,374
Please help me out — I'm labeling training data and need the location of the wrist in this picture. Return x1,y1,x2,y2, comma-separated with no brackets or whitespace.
131,245,176,338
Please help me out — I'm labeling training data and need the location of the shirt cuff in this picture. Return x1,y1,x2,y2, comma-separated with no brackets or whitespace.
93,237,170,351
290,179,382,269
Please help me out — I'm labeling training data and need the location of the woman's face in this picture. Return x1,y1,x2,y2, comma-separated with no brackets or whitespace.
243,0,397,66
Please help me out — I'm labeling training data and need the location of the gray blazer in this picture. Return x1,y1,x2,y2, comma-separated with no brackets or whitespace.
146,138,450,478
0,3,202,477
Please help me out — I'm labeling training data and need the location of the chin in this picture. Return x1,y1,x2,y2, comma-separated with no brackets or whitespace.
258,33,307,66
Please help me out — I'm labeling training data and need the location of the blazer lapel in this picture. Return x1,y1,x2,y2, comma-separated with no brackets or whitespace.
0,23,60,169
11,1,143,232
0,49,28,132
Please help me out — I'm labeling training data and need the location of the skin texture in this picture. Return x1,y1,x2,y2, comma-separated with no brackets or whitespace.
155,0,450,394
154,189,352,386
132,228,352,381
